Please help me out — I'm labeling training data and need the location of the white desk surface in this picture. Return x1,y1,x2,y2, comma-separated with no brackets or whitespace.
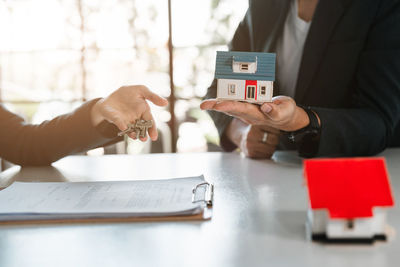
0,150,399,267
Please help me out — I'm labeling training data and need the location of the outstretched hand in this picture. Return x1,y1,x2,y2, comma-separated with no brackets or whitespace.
91,85,168,142
200,96,310,132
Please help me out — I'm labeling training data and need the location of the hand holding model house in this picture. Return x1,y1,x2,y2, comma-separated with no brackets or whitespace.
201,51,313,133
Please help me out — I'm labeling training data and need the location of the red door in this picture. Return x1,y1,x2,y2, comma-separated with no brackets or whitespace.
245,80,257,101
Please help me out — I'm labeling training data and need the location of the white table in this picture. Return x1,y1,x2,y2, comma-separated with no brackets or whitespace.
0,150,399,267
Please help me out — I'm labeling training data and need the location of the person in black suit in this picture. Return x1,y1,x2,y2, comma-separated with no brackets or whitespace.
201,0,400,158
0,85,168,166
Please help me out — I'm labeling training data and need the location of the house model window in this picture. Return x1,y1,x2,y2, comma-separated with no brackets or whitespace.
228,84,236,95
240,63,249,71
346,220,355,230
232,56,257,74
260,86,266,95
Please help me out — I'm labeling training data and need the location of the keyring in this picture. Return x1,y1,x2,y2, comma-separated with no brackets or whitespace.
117,119,153,138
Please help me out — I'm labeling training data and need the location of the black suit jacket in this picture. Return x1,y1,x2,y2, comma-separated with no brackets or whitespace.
0,100,120,166
205,0,400,156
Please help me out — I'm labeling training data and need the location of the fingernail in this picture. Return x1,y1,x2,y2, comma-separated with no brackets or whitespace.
261,105,272,113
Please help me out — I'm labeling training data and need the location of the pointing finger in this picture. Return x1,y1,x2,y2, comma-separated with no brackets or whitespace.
141,86,168,107
200,99,218,110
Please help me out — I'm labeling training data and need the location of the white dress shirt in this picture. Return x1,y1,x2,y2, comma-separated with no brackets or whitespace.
276,0,312,98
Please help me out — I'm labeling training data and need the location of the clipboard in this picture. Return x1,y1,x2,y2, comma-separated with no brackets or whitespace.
0,178,214,225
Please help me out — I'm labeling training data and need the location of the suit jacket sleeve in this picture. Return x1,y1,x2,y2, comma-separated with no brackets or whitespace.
0,99,121,166
313,1,400,156
204,10,252,151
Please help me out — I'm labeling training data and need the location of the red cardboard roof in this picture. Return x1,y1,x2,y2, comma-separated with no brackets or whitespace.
304,157,394,219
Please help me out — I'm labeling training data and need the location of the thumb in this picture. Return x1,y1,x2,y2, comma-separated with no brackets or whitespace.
260,102,280,120
112,117,129,132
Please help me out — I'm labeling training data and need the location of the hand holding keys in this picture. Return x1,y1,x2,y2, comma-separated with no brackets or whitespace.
118,119,153,139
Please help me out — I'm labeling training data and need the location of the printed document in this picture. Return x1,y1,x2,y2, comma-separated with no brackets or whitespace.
0,175,208,221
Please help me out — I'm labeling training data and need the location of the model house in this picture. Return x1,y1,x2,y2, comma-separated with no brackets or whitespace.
214,51,276,103
304,157,394,243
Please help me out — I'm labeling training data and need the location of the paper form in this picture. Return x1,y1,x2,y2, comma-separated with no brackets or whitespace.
0,175,208,221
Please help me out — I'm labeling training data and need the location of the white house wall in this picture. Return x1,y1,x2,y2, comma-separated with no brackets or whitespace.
370,207,387,233
258,80,273,102
307,209,328,234
217,79,246,100
308,208,387,239
327,217,375,238
217,79,273,103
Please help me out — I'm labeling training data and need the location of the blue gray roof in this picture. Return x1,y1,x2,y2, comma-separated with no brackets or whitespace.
233,54,257,63
215,51,276,81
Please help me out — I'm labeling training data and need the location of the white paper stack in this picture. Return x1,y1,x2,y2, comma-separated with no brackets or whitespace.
0,175,212,222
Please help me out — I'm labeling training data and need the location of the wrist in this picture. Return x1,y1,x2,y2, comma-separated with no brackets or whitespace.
225,118,249,148
289,106,321,131
284,106,310,131
285,106,322,158
90,98,105,127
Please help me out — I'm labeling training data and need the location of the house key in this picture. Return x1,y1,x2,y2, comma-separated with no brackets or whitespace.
117,119,153,138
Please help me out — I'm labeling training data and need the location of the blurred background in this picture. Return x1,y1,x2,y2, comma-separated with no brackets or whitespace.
0,0,248,155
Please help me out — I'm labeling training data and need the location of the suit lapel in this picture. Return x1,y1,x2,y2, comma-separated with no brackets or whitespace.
250,0,290,95
251,0,291,53
294,0,348,103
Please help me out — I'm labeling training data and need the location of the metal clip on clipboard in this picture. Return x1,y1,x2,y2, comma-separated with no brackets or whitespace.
192,182,214,206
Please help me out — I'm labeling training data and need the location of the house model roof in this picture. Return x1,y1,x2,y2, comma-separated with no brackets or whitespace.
215,51,276,81
304,157,394,219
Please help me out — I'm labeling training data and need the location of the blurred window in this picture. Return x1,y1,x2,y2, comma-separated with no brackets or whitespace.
0,0,247,153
